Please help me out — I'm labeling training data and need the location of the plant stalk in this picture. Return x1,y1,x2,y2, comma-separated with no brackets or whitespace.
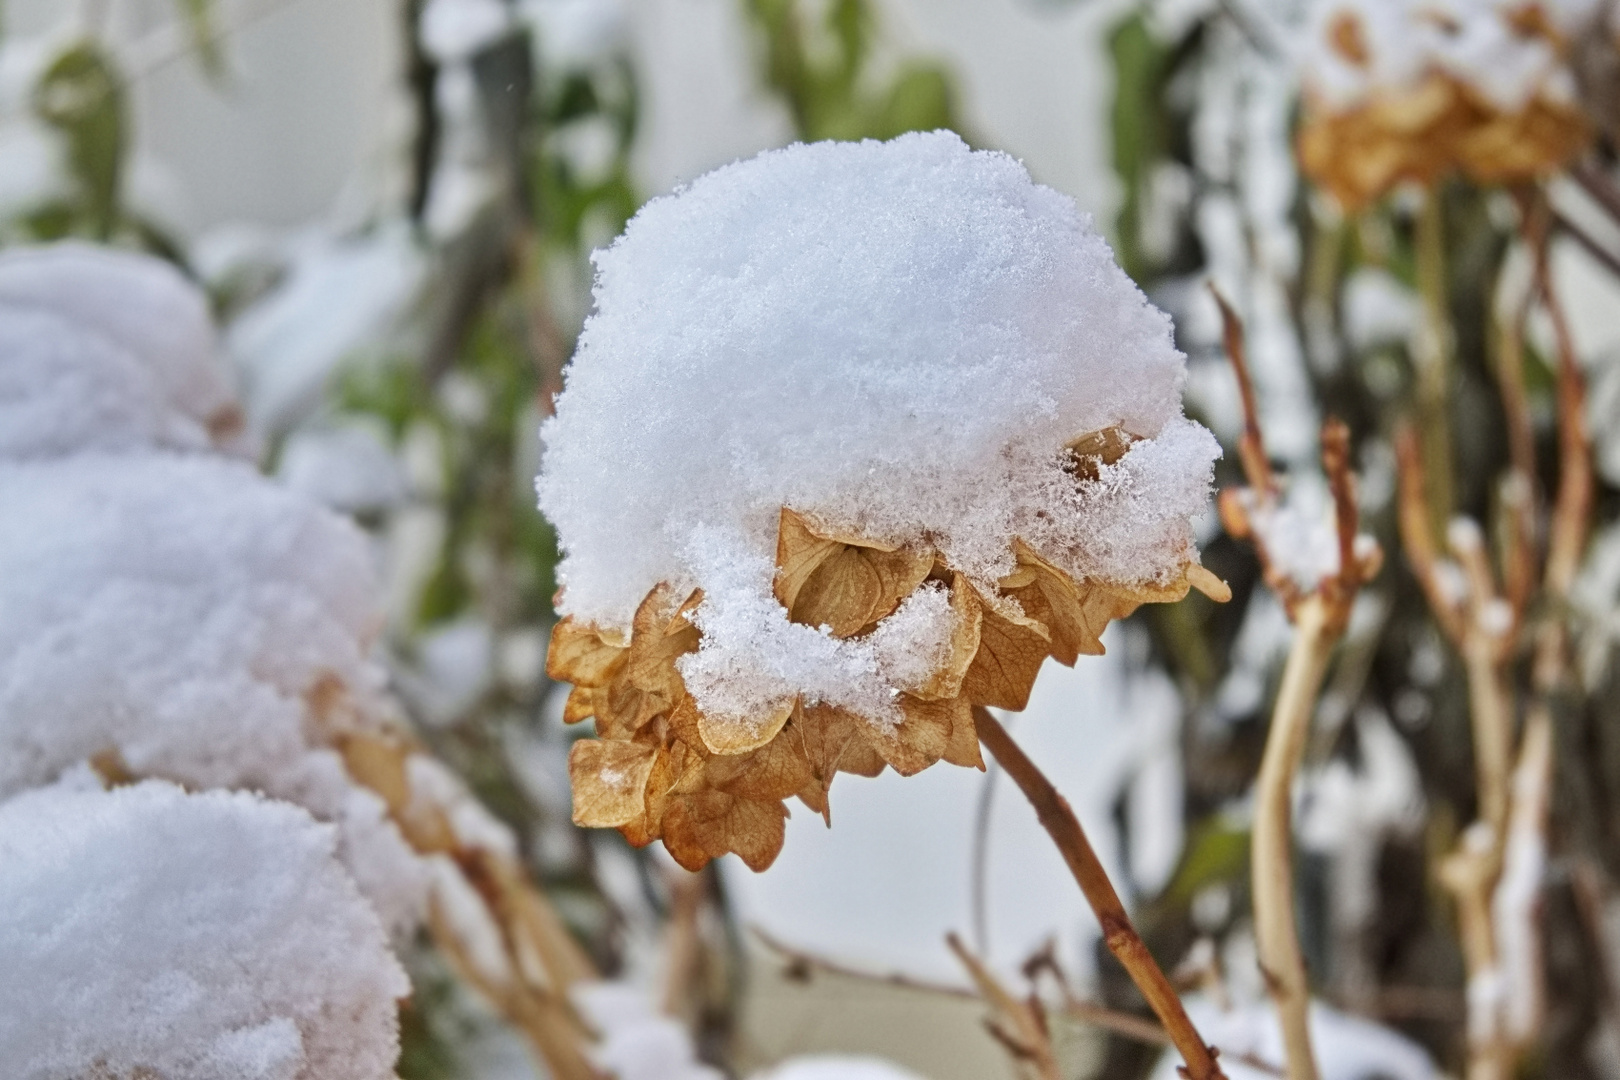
1252,594,1335,1080
972,705,1227,1080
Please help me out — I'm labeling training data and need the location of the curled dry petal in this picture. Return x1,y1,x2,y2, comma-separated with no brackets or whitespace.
569,739,659,828
774,507,934,636
555,499,1227,870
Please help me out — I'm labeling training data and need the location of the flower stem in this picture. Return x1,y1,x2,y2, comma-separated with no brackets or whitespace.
972,704,1227,1080
1251,594,1336,1080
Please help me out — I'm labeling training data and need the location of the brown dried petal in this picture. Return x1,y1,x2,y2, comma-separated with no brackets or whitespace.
795,702,881,787
959,586,1052,711
696,694,797,756
562,685,599,725
1064,426,1138,483
546,617,627,686
906,574,983,700
569,739,660,828
627,585,702,698
863,694,968,776
704,726,815,801
661,790,788,872
774,507,933,637
1001,539,1109,665
941,699,985,770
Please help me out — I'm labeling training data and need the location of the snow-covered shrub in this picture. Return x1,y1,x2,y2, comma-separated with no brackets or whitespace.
541,131,1225,869
0,243,251,459
0,451,427,930
0,780,408,1080
1296,0,1601,206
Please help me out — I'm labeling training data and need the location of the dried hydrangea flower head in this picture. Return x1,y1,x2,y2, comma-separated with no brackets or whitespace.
1296,0,1605,207
0,242,252,458
0,780,408,1080
539,132,1225,870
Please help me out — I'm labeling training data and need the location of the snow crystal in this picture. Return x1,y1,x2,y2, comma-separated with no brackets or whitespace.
0,242,247,456
0,453,427,930
540,132,1218,721
0,781,407,1080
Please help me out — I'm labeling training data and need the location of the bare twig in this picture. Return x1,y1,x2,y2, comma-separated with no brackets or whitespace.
1251,593,1333,1080
948,933,1062,1080
972,706,1227,1080
753,925,979,1001
1210,284,1275,496
1216,294,1379,1080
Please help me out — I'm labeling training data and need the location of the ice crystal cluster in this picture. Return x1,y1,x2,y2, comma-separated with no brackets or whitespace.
0,781,408,1080
1296,0,1601,205
541,132,1222,870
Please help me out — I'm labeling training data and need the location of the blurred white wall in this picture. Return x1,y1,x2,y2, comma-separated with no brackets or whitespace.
7,0,1124,239
9,0,410,236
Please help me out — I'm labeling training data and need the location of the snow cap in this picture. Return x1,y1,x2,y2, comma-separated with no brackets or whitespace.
0,242,250,458
539,131,1218,725
0,781,408,1080
0,453,426,931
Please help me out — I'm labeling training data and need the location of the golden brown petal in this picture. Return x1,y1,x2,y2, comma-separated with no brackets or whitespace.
696,694,797,756
703,726,815,802
562,685,599,725
546,617,628,686
959,586,1052,711
661,790,788,872
863,694,969,776
773,507,933,637
1064,426,1139,483
905,574,983,700
568,739,660,828
941,699,986,770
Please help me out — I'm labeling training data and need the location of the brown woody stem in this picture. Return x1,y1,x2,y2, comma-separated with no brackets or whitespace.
1251,594,1336,1080
972,705,1227,1080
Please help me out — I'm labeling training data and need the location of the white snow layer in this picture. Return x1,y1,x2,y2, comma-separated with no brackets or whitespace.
0,452,427,931
0,781,408,1080
0,242,248,459
539,132,1218,719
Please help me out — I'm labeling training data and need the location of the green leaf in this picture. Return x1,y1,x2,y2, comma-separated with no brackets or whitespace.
32,41,125,241
172,0,225,78
1109,11,1171,281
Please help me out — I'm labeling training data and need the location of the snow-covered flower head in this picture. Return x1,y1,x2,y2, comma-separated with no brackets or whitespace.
539,132,1224,870
1296,0,1603,206
0,242,253,459
0,780,408,1080
0,453,428,932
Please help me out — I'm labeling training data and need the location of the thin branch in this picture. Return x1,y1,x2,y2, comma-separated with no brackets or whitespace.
1491,290,1538,619
972,706,1227,1080
1394,426,1467,644
1551,207,1620,283
1570,159,1620,231
970,756,1001,955
1210,283,1275,495
752,925,978,1001
947,933,1062,1080
1251,593,1333,1080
